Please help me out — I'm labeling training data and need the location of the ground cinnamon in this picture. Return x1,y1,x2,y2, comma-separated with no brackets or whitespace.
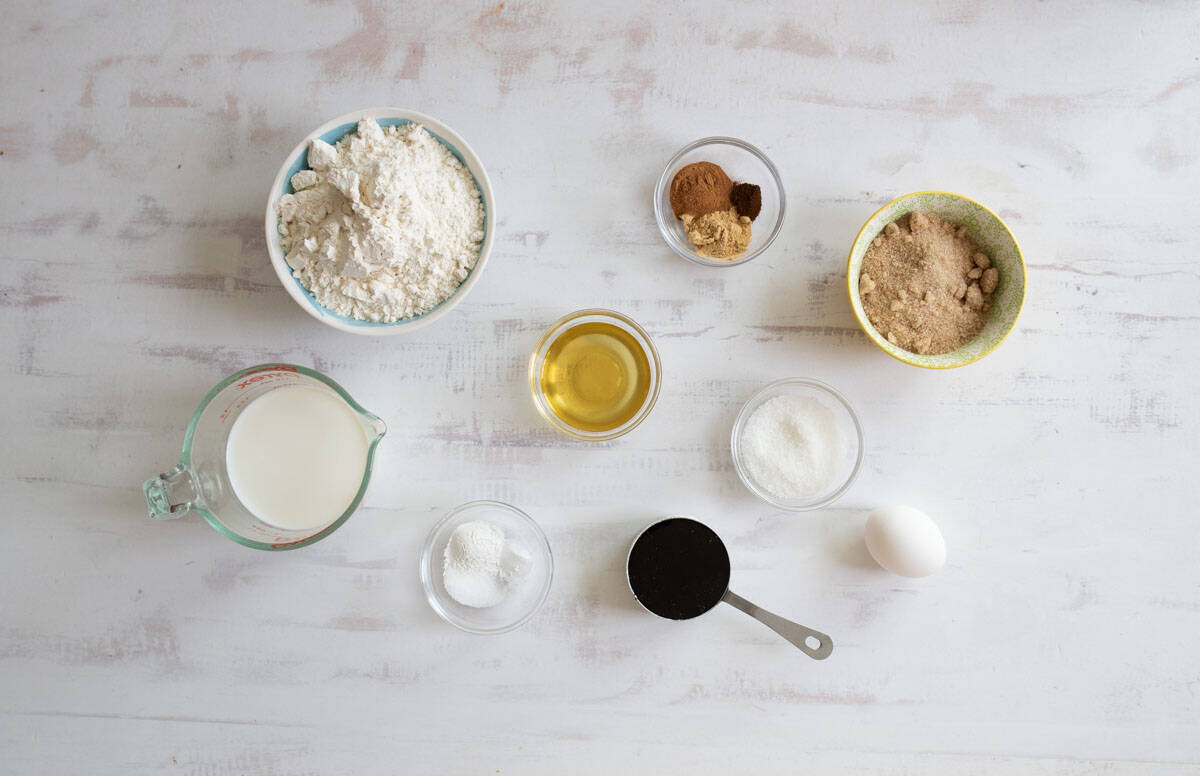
670,162,733,218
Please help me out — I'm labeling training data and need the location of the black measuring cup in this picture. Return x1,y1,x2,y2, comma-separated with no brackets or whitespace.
626,516,833,660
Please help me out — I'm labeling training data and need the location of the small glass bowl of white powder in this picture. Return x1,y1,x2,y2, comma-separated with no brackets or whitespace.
420,500,553,634
731,378,864,511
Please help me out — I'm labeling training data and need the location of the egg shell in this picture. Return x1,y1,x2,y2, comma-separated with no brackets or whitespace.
864,505,946,578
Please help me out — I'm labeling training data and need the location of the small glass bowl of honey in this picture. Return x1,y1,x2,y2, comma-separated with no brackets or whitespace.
529,309,661,441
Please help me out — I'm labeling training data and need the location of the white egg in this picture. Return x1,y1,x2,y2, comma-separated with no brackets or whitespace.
864,505,946,578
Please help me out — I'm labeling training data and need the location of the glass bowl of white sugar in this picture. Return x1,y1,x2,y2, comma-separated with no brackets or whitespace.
420,500,553,635
730,378,864,511
265,107,495,335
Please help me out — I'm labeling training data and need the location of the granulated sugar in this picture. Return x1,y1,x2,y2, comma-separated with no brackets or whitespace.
740,395,844,500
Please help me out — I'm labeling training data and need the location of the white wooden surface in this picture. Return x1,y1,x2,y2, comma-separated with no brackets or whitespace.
2,1,1198,773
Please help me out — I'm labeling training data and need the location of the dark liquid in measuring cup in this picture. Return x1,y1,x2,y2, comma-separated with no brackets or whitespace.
627,517,731,619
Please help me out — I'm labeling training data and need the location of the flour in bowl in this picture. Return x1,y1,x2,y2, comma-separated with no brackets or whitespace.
276,118,485,322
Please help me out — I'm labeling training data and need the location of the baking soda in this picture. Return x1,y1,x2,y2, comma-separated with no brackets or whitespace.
443,520,531,608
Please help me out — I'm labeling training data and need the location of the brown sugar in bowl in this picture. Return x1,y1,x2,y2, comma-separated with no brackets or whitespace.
846,191,1026,369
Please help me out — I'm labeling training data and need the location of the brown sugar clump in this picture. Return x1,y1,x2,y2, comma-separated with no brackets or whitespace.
858,211,999,355
670,162,733,218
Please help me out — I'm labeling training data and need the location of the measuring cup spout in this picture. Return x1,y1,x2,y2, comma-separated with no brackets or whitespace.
361,411,387,443
143,463,200,520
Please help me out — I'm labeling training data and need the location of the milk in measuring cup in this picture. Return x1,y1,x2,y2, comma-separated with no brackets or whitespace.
225,385,369,531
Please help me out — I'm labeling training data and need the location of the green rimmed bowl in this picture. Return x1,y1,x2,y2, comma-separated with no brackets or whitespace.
846,191,1026,369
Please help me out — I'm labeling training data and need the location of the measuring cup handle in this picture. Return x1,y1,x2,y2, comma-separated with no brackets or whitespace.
143,463,199,520
721,589,834,660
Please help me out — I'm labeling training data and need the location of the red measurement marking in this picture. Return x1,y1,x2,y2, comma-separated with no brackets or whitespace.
234,365,298,390
219,393,258,422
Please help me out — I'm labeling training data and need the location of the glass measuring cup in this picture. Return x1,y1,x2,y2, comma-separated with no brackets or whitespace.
143,364,386,550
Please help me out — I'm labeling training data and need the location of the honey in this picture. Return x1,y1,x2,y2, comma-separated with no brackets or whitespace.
539,321,652,433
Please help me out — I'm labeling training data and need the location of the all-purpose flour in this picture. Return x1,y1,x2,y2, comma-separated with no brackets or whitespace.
276,118,484,322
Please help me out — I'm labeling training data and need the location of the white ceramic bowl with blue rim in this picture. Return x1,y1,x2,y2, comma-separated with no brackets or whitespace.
264,107,495,335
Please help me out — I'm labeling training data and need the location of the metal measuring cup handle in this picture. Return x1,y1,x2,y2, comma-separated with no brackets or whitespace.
721,589,834,660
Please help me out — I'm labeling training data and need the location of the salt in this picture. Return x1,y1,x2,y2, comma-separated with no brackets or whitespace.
739,395,844,500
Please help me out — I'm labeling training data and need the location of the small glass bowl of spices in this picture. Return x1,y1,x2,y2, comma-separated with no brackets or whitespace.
731,378,864,511
420,500,554,635
654,137,785,267
529,309,661,441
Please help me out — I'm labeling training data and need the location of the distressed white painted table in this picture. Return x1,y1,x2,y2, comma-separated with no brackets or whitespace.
3,2,1198,773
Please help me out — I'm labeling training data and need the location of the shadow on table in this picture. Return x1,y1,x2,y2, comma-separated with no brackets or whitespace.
574,515,657,616
823,509,882,571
